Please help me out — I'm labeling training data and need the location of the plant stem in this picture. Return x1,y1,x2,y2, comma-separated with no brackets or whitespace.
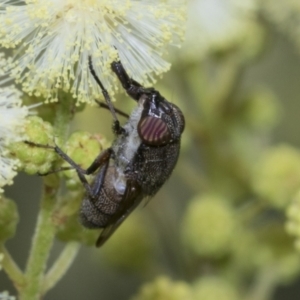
20,182,58,300
0,245,25,291
42,242,80,294
53,96,73,143
19,98,74,300
244,268,279,300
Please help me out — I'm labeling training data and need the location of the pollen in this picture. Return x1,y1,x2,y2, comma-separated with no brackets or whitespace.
0,0,186,104
0,79,29,191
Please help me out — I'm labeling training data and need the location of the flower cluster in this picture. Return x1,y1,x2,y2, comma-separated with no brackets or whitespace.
193,276,240,300
131,276,192,300
0,0,186,104
60,131,107,189
9,116,56,175
252,145,300,209
181,194,236,257
0,291,16,300
0,196,19,242
0,81,28,192
131,275,240,300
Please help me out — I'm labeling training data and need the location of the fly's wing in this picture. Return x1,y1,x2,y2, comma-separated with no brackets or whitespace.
96,180,143,247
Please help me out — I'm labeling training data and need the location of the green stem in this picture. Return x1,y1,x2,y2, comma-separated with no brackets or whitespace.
53,95,73,142
0,245,25,291
20,183,58,300
20,98,74,300
42,242,80,294
210,55,243,114
244,268,279,300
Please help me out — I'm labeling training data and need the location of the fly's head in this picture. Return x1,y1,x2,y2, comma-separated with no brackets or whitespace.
110,60,184,147
137,91,185,146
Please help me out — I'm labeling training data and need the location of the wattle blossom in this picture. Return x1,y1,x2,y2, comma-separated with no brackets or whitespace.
0,291,16,300
0,0,186,104
0,59,29,191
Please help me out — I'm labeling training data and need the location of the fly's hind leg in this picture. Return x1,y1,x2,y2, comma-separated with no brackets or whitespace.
72,148,111,199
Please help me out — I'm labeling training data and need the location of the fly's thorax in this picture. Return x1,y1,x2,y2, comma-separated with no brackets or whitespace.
112,102,143,170
110,100,144,194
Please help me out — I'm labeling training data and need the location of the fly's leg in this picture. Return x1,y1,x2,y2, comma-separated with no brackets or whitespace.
94,99,129,135
89,156,110,196
73,148,112,198
111,60,156,101
88,56,125,136
94,100,129,119
25,141,112,198
25,141,87,174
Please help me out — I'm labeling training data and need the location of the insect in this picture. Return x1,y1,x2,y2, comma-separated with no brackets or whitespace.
36,58,185,247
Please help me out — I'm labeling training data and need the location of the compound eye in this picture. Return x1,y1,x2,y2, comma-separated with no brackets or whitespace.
138,116,171,146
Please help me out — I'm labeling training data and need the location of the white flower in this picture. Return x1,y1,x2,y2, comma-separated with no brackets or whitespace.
0,0,186,104
0,61,29,192
0,291,16,300
181,0,258,61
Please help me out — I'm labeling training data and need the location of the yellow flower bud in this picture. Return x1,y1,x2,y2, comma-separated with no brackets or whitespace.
131,276,192,300
62,131,107,190
252,145,300,209
10,116,56,174
193,276,240,300
181,194,236,258
0,196,19,242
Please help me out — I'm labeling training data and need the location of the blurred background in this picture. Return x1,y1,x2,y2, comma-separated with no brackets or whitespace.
3,0,300,299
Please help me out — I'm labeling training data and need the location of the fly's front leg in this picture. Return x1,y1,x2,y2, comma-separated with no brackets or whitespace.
25,141,112,198
94,100,129,119
111,60,155,101
25,141,110,174
94,100,128,136
88,56,126,136
24,141,75,175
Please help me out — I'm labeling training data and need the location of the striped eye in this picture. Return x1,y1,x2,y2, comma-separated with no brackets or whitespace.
138,116,171,145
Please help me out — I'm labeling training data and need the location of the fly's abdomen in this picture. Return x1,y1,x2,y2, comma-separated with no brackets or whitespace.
80,166,123,228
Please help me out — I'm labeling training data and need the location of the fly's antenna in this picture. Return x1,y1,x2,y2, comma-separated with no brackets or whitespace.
88,56,118,123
